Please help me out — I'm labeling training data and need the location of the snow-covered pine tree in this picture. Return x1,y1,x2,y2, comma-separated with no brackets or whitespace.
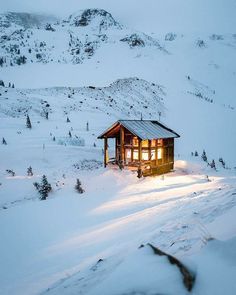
8,82,11,88
75,178,84,194
0,80,4,87
12,83,15,88
27,166,33,176
86,121,89,131
26,114,32,129
2,137,7,145
210,159,216,169
219,157,226,168
66,117,70,123
68,131,72,138
201,150,207,162
34,175,52,200
194,151,198,157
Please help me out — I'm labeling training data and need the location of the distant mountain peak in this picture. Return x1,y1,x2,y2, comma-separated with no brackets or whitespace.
68,8,122,30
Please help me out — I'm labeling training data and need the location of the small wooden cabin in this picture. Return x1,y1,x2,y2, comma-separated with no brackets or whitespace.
98,120,180,176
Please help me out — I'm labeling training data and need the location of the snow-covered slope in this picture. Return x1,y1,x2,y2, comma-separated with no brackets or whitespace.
0,9,166,67
0,4,236,295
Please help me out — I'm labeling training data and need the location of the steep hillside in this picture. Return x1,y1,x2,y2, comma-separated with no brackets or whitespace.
0,4,236,295
0,9,166,67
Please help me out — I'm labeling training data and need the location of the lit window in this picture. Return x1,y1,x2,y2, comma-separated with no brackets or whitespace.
133,137,139,146
151,139,156,147
142,150,149,160
125,149,131,159
133,149,139,160
142,140,149,147
151,149,156,160
157,148,162,159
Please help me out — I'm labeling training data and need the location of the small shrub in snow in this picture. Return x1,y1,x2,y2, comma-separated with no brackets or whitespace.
27,166,33,176
86,121,89,131
26,114,32,129
0,80,5,87
2,137,7,145
206,175,211,182
137,167,142,178
93,142,96,147
6,169,15,176
45,23,55,31
45,111,49,120
219,157,226,168
209,159,216,169
33,175,52,200
66,117,70,123
165,32,177,41
196,39,206,48
68,131,72,138
52,136,56,141
194,151,198,157
201,150,207,162
75,178,84,194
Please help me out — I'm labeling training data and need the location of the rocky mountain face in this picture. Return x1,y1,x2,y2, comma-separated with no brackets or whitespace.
0,9,166,67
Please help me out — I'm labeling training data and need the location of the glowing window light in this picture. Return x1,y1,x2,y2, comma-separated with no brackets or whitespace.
126,149,131,159
151,149,156,160
157,148,163,159
133,149,139,160
151,139,156,147
133,137,139,146
142,150,149,160
142,140,149,147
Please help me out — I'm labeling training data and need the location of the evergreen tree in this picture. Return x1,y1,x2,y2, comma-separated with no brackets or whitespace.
8,82,11,88
93,142,96,147
75,178,84,194
210,159,216,169
2,137,7,145
66,117,70,123
201,150,207,162
52,136,56,141
45,111,49,120
33,175,52,200
194,151,198,157
26,114,32,129
0,80,4,87
86,121,89,131
68,131,72,138
219,157,226,168
12,83,15,88
27,166,33,176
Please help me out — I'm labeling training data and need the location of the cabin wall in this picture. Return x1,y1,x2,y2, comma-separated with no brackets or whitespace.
114,128,175,175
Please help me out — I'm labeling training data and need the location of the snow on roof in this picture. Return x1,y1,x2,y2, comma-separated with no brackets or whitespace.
98,120,180,139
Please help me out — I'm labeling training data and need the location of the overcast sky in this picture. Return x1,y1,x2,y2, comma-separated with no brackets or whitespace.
1,0,236,33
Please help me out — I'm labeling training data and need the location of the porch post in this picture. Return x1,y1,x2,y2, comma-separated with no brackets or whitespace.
104,137,108,168
120,125,124,166
138,138,142,163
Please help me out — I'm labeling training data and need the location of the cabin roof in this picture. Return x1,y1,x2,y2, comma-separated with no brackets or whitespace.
98,120,180,140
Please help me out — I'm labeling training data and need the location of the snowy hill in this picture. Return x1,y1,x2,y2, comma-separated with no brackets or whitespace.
0,4,236,295
0,9,166,67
